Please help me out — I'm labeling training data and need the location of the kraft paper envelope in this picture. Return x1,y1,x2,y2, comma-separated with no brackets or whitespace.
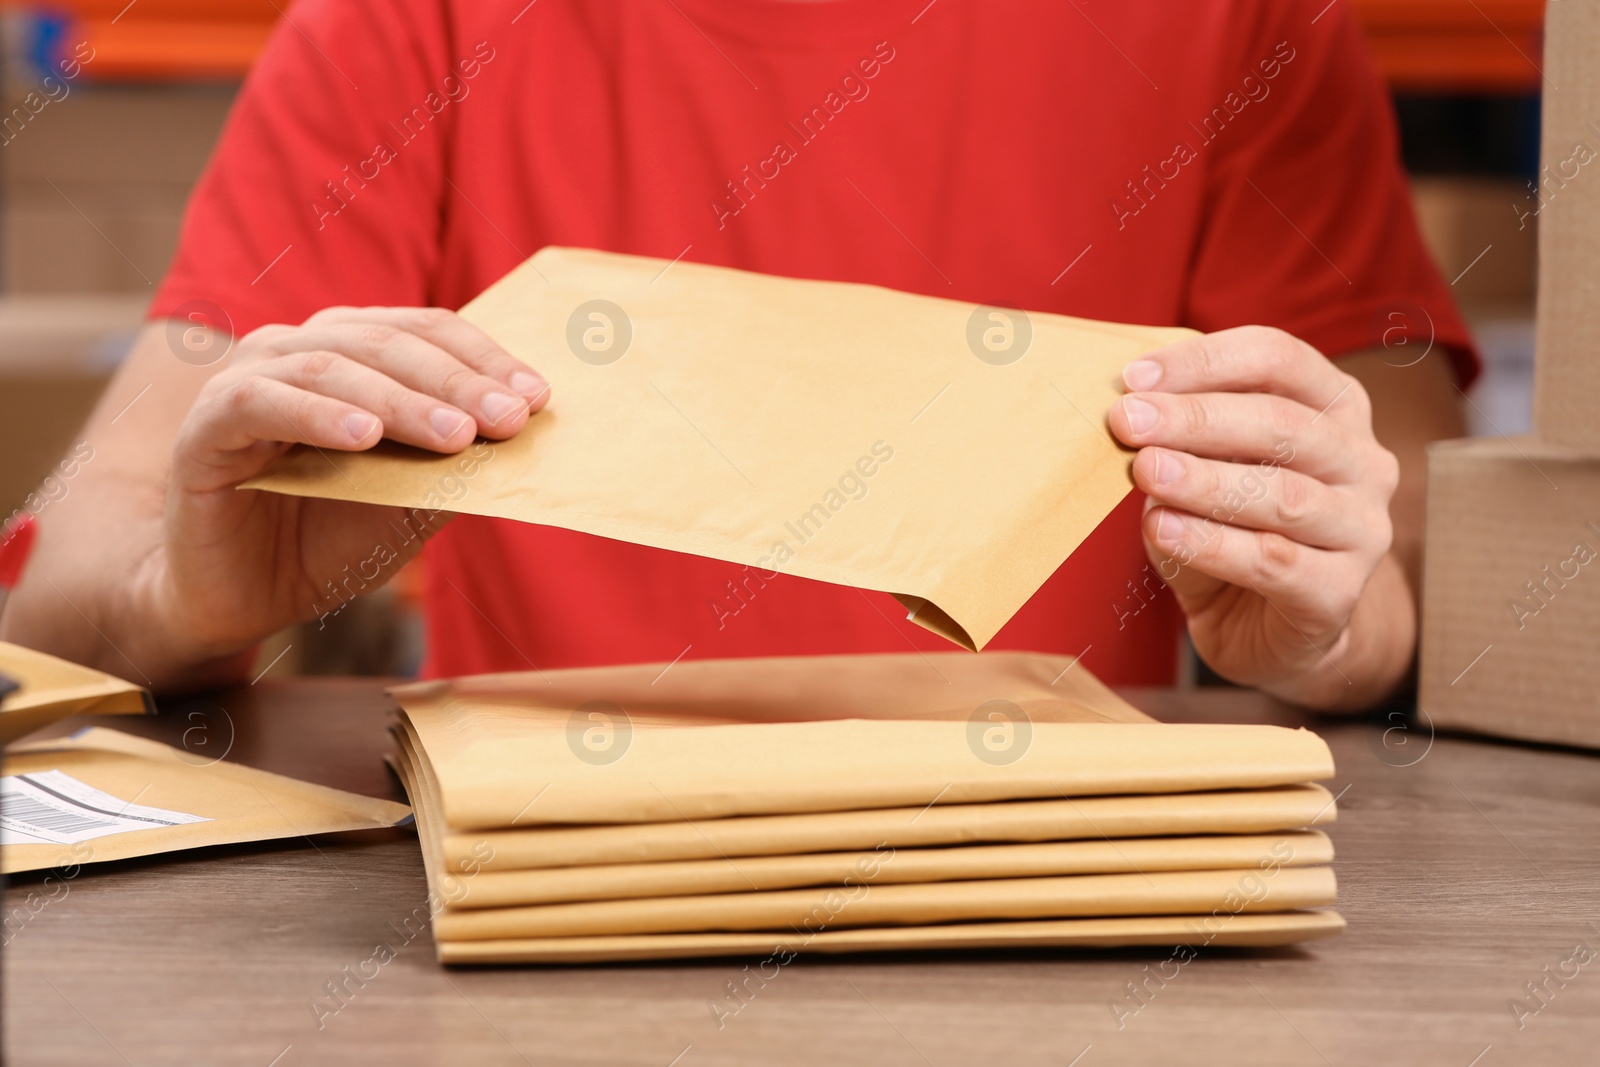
391,651,1334,829
392,649,1155,729
438,912,1349,964
2,727,410,874
0,641,152,745
401,705,1333,830
449,833,1333,909
446,784,1339,872
433,867,1337,940
391,729,1331,908
245,246,1196,650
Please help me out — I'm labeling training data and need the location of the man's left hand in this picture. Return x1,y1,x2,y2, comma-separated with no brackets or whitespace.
1107,325,1403,708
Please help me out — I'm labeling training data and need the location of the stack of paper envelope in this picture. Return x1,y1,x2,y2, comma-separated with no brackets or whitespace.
1,641,412,873
388,651,1343,964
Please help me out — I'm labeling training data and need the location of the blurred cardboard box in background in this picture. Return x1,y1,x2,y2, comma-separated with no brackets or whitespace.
1409,177,1539,439
0,294,143,516
0,85,233,293
0,83,232,516
1409,176,1537,311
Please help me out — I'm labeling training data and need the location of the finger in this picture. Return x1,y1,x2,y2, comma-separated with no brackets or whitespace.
258,351,477,452
1109,390,1362,483
264,322,536,438
306,306,548,403
1121,326,1362,420
1130,447,1377,550
185,375,382,459
1143,504,1364,633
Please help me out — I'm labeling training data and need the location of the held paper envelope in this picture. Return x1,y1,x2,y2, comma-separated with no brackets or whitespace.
0,641,152,745
245,247,1196,650
2,727,411,874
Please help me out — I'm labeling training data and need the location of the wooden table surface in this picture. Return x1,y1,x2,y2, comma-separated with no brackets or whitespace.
5,680,1598,1066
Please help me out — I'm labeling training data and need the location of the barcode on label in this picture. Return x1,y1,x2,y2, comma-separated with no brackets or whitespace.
0,770,209,847
0,789,120,835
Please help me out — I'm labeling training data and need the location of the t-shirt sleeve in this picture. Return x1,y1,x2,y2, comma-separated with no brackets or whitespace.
1183,0,1479,385
149,0,459,336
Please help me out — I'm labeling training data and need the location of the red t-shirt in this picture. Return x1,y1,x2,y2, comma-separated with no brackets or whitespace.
150,0,1473,684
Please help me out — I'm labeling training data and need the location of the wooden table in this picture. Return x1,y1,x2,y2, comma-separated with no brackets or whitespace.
5,680,1598,1066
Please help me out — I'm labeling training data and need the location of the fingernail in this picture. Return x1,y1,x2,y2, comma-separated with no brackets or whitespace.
1156,508,1188,543
430,407,468,441
481,392,526,426
1150,449,1181,487
509,370,547,398
1123,359,1163,391
1121,396,1158,436
344,413,379,443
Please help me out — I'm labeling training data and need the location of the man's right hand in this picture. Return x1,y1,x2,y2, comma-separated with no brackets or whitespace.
1,303,547,688
146,305,547,676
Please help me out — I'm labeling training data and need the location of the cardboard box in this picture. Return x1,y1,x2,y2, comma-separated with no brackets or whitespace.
0,84,233,294
1533,0,1600,448
1419,436,1600,748
0,294,145,516
1409,177,1536,311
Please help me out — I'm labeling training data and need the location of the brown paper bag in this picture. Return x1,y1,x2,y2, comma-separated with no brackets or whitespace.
433,867,1337,940
437,911,1349,964
449,833,1333,909
2,727,410,874
0,641,151,745
245,247,1195,650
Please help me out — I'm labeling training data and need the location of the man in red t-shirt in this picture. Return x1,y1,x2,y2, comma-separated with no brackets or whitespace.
1,0,1471,710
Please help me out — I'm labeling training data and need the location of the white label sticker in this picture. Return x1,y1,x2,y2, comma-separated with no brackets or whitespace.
0,770,210,846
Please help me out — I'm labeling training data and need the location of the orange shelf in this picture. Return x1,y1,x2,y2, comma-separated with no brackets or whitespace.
0,0,1554,89
0,0,277,18
0,0,277,80
1352,0,1546,92
69,19,274,80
